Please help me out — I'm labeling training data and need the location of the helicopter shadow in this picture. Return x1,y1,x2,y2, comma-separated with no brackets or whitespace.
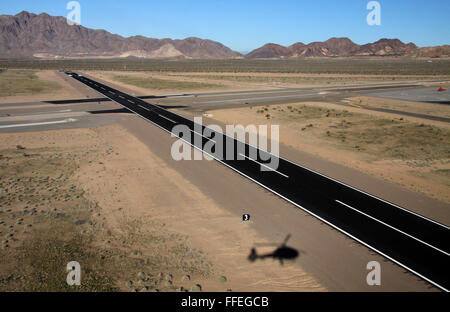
248,234,304,265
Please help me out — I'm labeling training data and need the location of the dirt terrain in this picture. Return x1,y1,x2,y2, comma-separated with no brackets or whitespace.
0,124,324,292
0,70,95,104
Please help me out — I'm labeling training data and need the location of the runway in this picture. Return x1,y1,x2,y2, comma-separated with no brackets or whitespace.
64,71,450,291
0,100,123,133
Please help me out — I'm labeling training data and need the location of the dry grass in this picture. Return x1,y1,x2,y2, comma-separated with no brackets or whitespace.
0,70,61,97
2,58,450,75
0,138,212,292
262,104,449,162
0,146,116,291
112,75,221,90
169,74,448,86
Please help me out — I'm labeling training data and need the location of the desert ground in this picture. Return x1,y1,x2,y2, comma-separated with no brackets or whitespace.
0,63,449,291
0,70,94,103
0,124,324,292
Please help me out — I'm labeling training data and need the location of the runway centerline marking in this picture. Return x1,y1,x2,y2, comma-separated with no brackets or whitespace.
239,153,289,178
138,104,150,111
188,128,217,143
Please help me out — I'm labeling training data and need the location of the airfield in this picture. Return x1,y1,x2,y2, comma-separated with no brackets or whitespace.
0,66,449,292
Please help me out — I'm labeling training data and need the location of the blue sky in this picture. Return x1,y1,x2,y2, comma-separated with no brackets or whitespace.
1,0,449,52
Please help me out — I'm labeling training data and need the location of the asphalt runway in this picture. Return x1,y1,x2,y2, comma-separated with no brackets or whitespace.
64,71,450,291
366,86,450,105
0,100,123,133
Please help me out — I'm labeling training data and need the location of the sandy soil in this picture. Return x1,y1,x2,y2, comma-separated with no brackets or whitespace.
313,100,450,128
0,70,95,104
207,102,450,204
0,124,324,292
76,124,325,292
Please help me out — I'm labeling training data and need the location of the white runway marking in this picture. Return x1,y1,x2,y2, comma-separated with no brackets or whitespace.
138,105,150,111
0,112,88,122
335,200,449,256
189,128,217,143
239,153,289,178
157,113,177,124
0,119,77,129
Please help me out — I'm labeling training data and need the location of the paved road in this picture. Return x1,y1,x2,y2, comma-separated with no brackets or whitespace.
366,86,450,104
0,100,122,133
66,71,450,291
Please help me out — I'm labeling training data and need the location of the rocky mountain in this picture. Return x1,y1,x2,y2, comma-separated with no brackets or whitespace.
357,38,417,56
245,43,292,59
287,38,360,57
0,11,447,60
411,45,450,58
246,37,447,58
0,11,241,59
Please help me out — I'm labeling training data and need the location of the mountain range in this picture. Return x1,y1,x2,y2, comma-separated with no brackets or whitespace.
246,38,449,58
0,11,448,59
